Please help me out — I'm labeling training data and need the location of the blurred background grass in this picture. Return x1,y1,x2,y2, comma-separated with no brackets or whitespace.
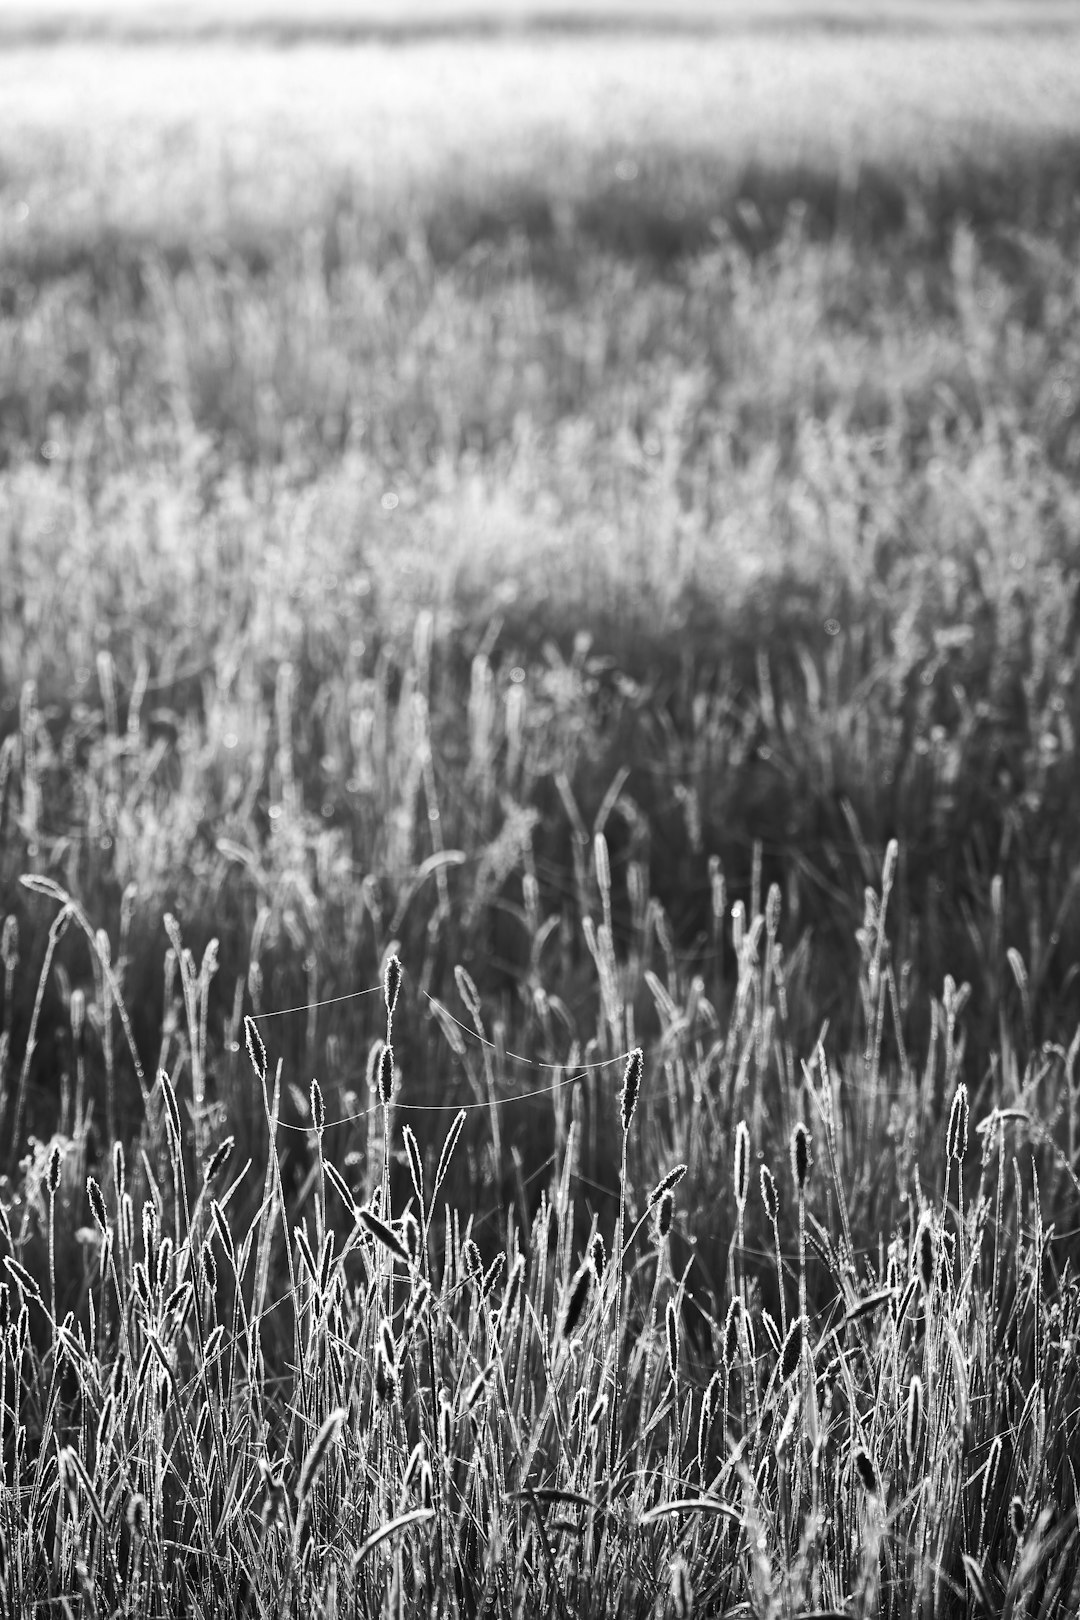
1,1,1079,1269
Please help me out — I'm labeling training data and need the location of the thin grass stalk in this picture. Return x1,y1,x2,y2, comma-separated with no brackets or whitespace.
608,1050,643,1474
8,904,71,1173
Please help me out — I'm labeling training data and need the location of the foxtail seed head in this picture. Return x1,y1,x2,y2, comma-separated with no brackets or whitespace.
384,953,403,1023
561,1263,592,1340
915,1213,935,1295
403,1124,424,1207
620,1049,644,1135
0,915,17,975
365,1039,385,1095
378,1044,395,1106
310,1078,325,1139
47,1144,62,1198
982,1436,1002,1514
733,1121,750,1211
854,1448,879,1496
87,1177,108,1235
760,1164,778,1224
779,1315,804,1384
297,1409,345,1506
204,1136,234,1184
666,1299,680,1381
722,1297,742,1368
648,1164,687,1209
946,1082,969,1162
126,1494,147,1539
905,1374,923,1464
244,1015,266,1083
654,1189,675,1243
791,1123,812,1193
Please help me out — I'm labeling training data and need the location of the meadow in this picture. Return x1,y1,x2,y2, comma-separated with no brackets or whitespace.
1,6,1080,1615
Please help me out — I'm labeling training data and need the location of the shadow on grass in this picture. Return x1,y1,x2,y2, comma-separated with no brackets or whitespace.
5,132,1080,301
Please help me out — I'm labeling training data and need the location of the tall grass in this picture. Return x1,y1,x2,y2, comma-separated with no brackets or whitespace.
1,879,1078,1615
1,16,1080,1615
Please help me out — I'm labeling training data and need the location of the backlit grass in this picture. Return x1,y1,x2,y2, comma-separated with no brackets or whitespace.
1,11,1079,1615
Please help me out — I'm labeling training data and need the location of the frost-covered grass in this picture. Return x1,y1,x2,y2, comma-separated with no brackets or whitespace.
1,13,1080,1615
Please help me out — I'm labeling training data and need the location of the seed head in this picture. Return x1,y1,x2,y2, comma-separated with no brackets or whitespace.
1009,1496,1026,1538
654,1189,675,1243
853,1448,879,1496
378,1044,396,1106
905,1375,923,1464
697,1376,718,1475
722,1297,742,1369
86,1177,108,1235
358,1208,410,1268
204,1136,234,1185
454,965,482,1026
401,1211,421,1269
702,1369,721,1433
733,1121,750,1211
648,1164,687,1209
69,987,86,1055
760,1164,778,1223
402,1124,424,1208
946,1082,969,1163
779,1314,804,1384
383,953,403,1023
501,1254,525,1323
112,1140,125,1200
155,1235,173,1293
126,1494,147,1538
620,1048,644,1135
982,1436,1002,1515
296,1409,345,1505
160,1070,182,1148
366,1038,385,1095
375,1342,396,1405
0,915,17,974
309,1078,325,1138
589,1231,606,1281
244,1015,266,1083
665,1299,680,1381
561,1263,592,1340
47,1143,62,1198
915,1213,935,1296
791,1123,812,1193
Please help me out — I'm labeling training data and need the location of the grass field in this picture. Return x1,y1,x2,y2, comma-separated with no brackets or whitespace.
1,6,1080,1615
